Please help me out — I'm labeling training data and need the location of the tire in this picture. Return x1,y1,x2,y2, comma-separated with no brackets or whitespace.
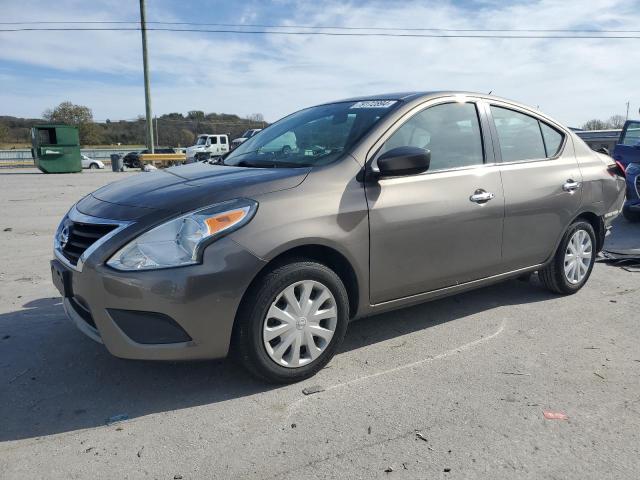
89,163,98,169
539,220,596,295
233,260,349,383
622,205,640,222
132,159,141,169
281,145,292,155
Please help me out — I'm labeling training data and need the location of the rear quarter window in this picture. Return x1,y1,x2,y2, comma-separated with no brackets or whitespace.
539,122,564,157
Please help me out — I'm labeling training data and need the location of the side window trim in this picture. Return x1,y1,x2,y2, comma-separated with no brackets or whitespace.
487,102,567,164
537,120,549,157
367,97,490,174
477,100,501,164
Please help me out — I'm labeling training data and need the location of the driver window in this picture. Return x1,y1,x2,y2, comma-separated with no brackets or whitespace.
380,102,484,171
622,121,640,146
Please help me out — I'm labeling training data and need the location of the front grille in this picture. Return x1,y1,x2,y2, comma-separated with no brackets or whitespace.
61,221,117,265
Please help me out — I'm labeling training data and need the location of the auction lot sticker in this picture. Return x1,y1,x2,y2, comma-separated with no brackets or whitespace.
350,100,398,109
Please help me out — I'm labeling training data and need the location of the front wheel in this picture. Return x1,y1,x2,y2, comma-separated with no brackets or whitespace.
89,163,99,169
539,220,596,294
233,261,349,383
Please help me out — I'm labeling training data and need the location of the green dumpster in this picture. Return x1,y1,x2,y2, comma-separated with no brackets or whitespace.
31,124,82,173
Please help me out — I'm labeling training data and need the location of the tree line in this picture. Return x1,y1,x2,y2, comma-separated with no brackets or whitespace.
581,115,627,131
0,101,268,147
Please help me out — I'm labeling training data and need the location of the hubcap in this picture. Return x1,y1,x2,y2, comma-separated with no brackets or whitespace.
563,229,592,285
263,280,337,368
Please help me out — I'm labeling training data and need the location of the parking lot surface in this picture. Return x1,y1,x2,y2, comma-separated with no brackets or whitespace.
1,168,639,479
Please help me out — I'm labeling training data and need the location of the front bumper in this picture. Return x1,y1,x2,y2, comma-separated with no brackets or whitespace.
54,236,265,361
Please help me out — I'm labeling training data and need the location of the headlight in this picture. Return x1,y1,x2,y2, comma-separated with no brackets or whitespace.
107,199,257,271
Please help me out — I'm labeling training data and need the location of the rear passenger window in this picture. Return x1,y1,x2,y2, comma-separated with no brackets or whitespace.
220,136,227,144
539,122,563,157
490,106,546,162
380,102,484,171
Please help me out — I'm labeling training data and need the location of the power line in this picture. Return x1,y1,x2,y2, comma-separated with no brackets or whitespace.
0,20,639,34
0,26,639,39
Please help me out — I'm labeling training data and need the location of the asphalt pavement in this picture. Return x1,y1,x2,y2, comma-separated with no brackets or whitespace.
1,168,639,479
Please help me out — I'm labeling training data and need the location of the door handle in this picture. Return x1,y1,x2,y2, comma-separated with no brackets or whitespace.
562,179,581,193
469,190,495,204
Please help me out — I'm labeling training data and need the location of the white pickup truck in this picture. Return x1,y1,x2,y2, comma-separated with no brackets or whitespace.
185,134,229,163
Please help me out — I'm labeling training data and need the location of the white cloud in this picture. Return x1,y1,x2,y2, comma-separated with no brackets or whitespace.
1,0,639,126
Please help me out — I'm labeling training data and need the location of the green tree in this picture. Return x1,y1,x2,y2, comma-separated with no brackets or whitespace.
187,110,205,120
43,101,102,144
0,122,9,143
178,129,195,147
162,112,184,120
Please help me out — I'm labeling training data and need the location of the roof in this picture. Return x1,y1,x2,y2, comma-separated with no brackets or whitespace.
33,124,78,129
331,92,436,103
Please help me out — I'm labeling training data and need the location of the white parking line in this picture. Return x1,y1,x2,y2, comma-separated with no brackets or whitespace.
287,319,508,418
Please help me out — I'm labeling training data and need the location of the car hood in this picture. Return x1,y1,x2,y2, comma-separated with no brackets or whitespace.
78,162,310,220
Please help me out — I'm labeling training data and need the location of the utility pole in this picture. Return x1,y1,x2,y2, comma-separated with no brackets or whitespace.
139,0,154,153
625,101,630,121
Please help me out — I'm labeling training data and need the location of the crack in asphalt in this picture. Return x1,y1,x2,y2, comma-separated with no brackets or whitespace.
286,319,508,420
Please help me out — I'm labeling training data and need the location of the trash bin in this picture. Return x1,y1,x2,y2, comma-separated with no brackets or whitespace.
111,154,123,172
31,125,82,174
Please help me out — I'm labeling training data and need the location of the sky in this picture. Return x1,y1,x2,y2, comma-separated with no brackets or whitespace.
1,0,639,127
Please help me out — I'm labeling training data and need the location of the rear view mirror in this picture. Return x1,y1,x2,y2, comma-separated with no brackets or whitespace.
377,147,431,177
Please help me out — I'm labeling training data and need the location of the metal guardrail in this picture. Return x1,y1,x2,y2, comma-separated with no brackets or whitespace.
0,148,143,168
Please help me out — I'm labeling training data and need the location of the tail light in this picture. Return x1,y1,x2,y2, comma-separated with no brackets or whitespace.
607,161,626,178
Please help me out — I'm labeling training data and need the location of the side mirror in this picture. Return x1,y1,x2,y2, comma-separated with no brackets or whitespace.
377,146,430,177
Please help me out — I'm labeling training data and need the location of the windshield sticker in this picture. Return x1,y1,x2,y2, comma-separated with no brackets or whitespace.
350,100,398,109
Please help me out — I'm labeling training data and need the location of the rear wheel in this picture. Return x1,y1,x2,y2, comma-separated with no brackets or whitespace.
539,220,596,294
233,260,349,383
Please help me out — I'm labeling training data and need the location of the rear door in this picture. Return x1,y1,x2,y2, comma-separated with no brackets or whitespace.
613,120,640,168
487,103,582,271
366,98,505,304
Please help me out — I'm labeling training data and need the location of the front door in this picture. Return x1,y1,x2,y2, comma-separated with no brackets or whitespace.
366,100,505,304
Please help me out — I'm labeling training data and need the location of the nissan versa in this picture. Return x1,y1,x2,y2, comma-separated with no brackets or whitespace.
51,92,626,383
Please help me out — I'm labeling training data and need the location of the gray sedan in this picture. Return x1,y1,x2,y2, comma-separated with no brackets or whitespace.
51,92,626,383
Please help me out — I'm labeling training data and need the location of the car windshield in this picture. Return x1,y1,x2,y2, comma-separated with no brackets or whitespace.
195,136,208,146
224,100,400,168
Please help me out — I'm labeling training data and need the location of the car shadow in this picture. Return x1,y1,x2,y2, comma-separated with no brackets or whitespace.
0,277,556,442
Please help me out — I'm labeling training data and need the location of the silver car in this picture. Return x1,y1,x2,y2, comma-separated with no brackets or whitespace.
51,92,626,383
